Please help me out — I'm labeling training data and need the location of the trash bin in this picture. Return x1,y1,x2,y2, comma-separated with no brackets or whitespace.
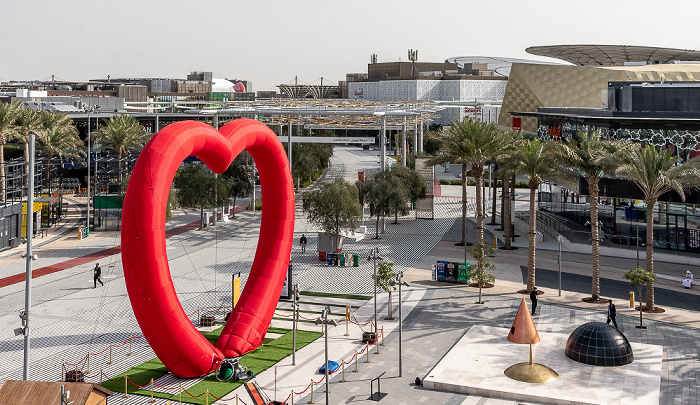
327,253,333,266
340,253,346,266
65,369,84,382
353,254,360,267
436,261,447,282
200,314,216,327
457,262,469,284
332,252,339,266
446,262,457,283
319,251,327,261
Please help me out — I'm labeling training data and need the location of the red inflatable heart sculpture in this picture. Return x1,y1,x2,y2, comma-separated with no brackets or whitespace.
121,119,294,378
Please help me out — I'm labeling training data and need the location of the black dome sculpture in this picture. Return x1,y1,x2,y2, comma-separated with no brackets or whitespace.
565,322,634,366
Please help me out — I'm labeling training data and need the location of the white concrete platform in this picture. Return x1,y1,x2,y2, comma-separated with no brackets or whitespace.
423,325,662,405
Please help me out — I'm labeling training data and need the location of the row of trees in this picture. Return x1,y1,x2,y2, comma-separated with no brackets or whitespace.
430,119,700,311
0,101,149,201
302,165,426,251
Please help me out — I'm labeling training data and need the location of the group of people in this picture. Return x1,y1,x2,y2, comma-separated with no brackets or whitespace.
530,286,618,329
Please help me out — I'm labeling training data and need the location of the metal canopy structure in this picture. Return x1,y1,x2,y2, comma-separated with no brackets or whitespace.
526,44,700,66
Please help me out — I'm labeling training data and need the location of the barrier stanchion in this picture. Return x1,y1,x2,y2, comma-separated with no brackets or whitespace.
128,338,133,356
345,306,350,336
375,335,380,355
353,351,359,372
150,378,156,403
74,365,78,381
205,388,209,405
235,393,238,405
108,343,113,365
100,369,103,384
197,307,201,325
307,379,315,404
179,382,183,404
380,327,385,346
123,374,129,398
61,360,65,381
86,352,91,374
290,390,294,405
365,345,371,363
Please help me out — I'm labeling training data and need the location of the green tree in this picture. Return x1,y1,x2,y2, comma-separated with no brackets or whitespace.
94,115,149,184
614,144,700,310
302,177,362,251
554,130,621,301
623,267,657,328
13,107,45,190
222,160,253,217
0,101,21,202
38,111,84,209
423,130,443,156
375,261,397,320
516,138,566,292
467,240,496,304
385,165,426,224
364,171,391,239
174,163,231,229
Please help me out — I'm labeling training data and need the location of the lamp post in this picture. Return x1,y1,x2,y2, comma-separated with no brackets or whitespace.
84,104,100,230
393,271,409,377
368,247,382,336
314,306,338,404
556,235,563,297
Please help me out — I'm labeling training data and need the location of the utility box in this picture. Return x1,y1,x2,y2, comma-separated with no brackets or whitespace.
446,262,457,283
436,260,447,282
457,262,469,284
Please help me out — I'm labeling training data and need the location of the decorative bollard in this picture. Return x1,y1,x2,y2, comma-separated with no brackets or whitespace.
339,359,346,382
307,379,315,404
235,393,238,405
380,327,385,346
353,351,359,372
365,345,371,363
375,336,380,355
205,388,209,405
123,373,129,398
150,378,156,403
291,390,294,405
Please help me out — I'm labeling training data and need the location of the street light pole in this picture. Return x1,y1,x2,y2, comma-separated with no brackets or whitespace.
21,134,37,380
394,271,410,378
368,247,382,336
84,105,99,230
557,235,563,297
291,283,299,365
314,306,338,405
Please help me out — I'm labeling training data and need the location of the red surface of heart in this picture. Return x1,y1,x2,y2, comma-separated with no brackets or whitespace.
121,119,294,378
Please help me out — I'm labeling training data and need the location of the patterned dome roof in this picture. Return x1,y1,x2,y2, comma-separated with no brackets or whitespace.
565,322,634,366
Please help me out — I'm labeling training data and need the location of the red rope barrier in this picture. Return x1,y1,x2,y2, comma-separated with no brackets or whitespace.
89,346,110,356
127,376,150,389
153,380,179,390
183,387,207,398
63,354,88,366
294,381,312,395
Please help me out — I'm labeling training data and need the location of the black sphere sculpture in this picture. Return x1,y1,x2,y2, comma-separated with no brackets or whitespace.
565,322,633,366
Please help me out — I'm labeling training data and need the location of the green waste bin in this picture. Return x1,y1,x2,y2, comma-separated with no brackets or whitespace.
352,254,360,267
340,253,345,266
457,262,469,284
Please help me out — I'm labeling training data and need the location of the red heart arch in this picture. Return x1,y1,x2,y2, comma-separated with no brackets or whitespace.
121,119,294,378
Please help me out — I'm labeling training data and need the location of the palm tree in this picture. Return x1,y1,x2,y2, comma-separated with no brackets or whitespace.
93,115,148,184
614,144,700,310
13,107,45,191
492,131,521,250
38,111,85,204
516,138,565,292
0,101,21,202
554,130,620,301
427,120,509,247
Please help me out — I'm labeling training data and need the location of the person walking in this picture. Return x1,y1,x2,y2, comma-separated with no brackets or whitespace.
607,299,618,329
530,286,538,316
299,234,307,253
94,263,104,288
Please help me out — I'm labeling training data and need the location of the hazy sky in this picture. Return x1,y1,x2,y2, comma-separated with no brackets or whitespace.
2,0,699,92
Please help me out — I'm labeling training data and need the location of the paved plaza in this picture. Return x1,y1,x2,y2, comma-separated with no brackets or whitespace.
0,146,699,404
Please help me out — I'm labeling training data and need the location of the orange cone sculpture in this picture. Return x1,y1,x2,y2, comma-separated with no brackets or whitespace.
504,297,558,383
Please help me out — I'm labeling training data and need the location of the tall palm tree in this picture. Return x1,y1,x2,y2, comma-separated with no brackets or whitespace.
427,120,510,247
94,115,148,184
614,144,700,310
516,138,565,292
13,107,45,191
554,130,620,301
38,111,85,201
0,101,21,202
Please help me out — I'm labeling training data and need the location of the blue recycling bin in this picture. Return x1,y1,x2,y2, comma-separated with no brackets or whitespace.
327,252,333,265
436,260,447,282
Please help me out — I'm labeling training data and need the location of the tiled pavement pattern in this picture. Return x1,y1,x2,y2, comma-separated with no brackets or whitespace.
0,145,698,404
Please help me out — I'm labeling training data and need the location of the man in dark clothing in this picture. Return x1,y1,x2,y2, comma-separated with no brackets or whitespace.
299,234,307,253
607,299,618,329
530,287,538,315
94,263,104,288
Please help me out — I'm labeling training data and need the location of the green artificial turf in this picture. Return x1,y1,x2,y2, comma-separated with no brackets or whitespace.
299,291,371,301
101,327,322,405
